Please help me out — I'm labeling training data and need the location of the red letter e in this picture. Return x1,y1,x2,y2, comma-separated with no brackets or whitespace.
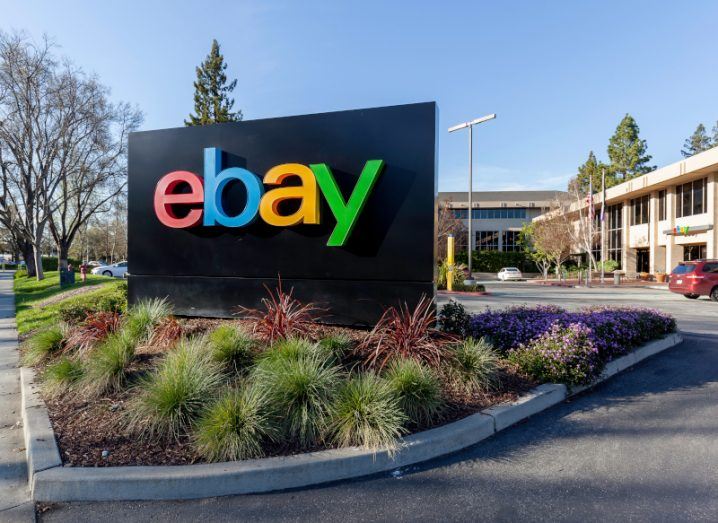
154,171,204,228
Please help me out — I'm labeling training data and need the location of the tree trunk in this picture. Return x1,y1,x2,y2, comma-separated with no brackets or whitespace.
22,242,36,277
33,221,46,281
58,240,69,271
33,243,44,281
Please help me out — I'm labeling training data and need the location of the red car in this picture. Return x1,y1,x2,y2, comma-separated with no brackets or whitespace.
668,259,718,301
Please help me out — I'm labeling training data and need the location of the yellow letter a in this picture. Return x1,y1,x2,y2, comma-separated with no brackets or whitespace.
260,164,320,226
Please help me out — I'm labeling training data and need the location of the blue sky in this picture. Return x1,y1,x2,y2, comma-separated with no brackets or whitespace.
3,1,717,191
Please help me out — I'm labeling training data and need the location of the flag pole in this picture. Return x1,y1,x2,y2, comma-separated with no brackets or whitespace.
600,168,606,285
586,175,593,287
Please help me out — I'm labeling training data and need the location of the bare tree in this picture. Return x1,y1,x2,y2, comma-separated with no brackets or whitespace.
437,199,466,261
49,90,140,268
562,185,600,284
531,212,572,281
0,32,140,279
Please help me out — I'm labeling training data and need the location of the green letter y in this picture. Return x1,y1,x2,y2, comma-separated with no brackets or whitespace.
310,160,384,247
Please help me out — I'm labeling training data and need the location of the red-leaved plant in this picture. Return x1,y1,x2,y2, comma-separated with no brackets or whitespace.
357,295,449,370
64,311,122,355
236,282,322,343
147,317,183,349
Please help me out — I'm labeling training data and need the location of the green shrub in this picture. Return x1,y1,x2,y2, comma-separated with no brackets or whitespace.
437,260,467,290
208,325,255,373
80,330,136,397
193,385,277,462
43,356,84,395
124,297,172,344
14,269,28,279
327,372,405,451
126,336,223,441
253,350,340,448
456,250,532,273
437,300,470,336
448,338,500,393
256,337,320,366
317,334,353,362
40,257,81,272
23,325,65,365
384,358,443,425
58,281,127,324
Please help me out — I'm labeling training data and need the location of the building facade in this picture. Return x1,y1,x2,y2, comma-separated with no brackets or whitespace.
439,191,566,252
554,147,718,276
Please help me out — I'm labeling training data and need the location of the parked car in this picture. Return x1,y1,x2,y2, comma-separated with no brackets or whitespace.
87,260,103,267
91,261,128,278
497,267,524,281
668,259,718,301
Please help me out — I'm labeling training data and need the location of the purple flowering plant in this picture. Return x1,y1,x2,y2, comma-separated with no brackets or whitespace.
507,322,602,386
469,305,676,362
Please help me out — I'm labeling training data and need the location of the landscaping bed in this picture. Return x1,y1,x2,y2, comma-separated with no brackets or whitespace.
19,280,677,469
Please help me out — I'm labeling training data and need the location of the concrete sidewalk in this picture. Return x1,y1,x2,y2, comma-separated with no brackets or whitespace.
0,271,33,522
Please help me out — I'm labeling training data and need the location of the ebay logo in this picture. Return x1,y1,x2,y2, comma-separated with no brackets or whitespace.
153,148,384,246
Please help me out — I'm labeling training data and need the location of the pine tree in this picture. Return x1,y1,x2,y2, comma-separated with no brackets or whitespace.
681,123,712,158
571,150,611,193
712,120,718,148
607,114,654,183
185,40,242,126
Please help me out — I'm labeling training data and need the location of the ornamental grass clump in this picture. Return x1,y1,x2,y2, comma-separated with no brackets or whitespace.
237,283,322,343
448,338,500,393
126,336,224,442
317,334,353,363
252,350,340,448
357,295,447,371
384,358,444,426
255,337,321,367
194,385,277,462
80,329,136,398
508,322,603,387
124,298,173,344
327,372,406,452
208,325,256,373
23,325,65,365
43,356,84,396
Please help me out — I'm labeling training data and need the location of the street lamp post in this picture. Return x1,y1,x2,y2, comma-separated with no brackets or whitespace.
448,113,496,283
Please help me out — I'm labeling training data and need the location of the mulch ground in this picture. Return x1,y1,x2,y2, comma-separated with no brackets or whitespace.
40,318,536,467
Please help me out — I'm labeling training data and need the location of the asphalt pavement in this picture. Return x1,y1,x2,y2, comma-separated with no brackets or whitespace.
38,284,718,522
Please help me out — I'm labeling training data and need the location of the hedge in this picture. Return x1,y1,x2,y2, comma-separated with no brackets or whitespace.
455,250,532,273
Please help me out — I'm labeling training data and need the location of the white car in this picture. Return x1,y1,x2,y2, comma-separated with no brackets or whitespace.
92,261,128,278
497,267,523,281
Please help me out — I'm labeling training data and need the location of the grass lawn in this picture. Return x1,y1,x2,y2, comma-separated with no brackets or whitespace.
13,271,124,336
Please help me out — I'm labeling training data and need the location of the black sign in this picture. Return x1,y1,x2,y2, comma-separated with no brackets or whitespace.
127,102,437,325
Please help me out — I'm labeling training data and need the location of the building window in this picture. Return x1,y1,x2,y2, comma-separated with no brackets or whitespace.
607,203,622,267
452,209,468,220
683,244,706,261
676,178,707,218
476,231,499,250
502,230,521,252
658,190,666,221
470,208,527,220
630,195,649,225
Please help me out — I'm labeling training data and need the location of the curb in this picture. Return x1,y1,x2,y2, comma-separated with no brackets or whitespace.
20,367,62,487
26,333,683,502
